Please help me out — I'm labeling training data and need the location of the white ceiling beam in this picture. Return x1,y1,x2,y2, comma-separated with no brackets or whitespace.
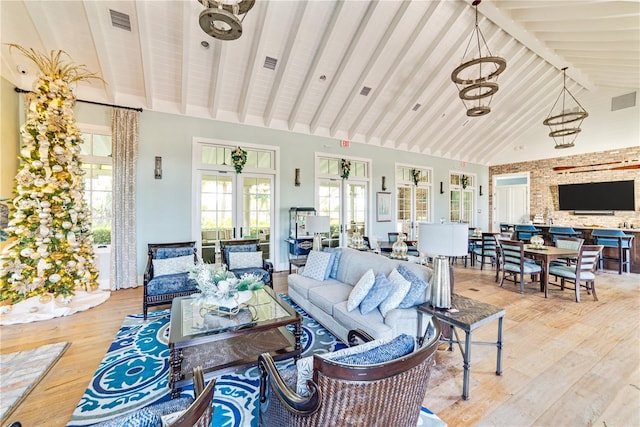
473,0,595,91
82,0,115,102
208,40,225,119
363,2,467,143
347,1,442,140
288,1,344,131
179,1,192,115
329,1,410,137
309,1,379,134
264,0,308,128
133,1,154,109
508,2,640,21
523,17,639,33
238,1,270,123
373,6,471,145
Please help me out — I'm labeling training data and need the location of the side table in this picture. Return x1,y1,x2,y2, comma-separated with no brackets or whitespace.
417,293,505,400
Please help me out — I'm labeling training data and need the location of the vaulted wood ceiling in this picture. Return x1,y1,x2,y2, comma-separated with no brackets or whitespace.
2,0,639,165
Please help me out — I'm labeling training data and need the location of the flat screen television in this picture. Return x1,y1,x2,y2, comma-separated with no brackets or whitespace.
558,180,636,211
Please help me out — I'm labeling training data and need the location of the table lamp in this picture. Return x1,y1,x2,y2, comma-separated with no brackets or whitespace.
305,215,330,251
418,223,468,309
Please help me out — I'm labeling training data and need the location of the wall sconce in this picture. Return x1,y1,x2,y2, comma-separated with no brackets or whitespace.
479,185,483,196
440,182,444,194
295,168,301,186
381,176,387,191
154,156,162,179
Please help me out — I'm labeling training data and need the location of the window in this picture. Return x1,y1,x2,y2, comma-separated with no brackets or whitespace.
80,127,112,245
449,172,475,226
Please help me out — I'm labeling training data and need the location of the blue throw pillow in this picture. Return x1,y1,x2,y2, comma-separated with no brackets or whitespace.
360,273,393,314
323,251,337,280
397,264,429,308
323,247,342,279
333,334,415,365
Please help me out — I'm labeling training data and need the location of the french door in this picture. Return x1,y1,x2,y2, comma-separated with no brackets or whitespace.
193,140,276,264
198,171,273,263
396,184,429,240
318,179,368,247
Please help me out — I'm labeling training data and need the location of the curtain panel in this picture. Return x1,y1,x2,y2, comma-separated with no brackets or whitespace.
111,108,139,289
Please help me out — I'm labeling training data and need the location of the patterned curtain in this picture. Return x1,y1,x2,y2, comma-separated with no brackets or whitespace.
111,108,139,289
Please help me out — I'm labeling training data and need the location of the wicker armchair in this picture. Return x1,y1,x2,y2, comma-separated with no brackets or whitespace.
257,322,441,427
143,241,199,319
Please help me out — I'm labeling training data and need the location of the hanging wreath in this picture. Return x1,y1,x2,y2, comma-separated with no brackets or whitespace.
231,146,247,173
340,159,351,180
461,174,469,189
411,169,421,186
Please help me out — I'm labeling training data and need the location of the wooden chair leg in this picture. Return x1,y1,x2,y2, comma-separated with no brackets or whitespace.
590,280,598,301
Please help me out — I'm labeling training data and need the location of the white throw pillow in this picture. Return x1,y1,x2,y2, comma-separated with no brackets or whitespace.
301,251,333,281
228,251,263,269
379,268,412,317
346,269,376,312
152,255,193,277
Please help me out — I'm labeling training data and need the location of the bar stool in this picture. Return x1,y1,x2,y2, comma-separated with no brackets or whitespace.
514,224,541,242
591,229,634,274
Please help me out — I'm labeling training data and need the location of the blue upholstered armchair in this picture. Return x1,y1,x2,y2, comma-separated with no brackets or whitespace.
143,241,199,319
514,224,541,242
220,239,274,287
591,229,634,274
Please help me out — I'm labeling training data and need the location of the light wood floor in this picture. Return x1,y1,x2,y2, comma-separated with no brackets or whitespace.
1,265,639,426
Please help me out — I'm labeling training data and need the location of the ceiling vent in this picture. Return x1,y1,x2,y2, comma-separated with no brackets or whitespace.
263,56,278,70
110,9,131,31
412,103,421,111
360,86,371,96
611,92,636,111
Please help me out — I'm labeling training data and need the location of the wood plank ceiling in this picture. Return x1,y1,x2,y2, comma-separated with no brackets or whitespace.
2,0,639,165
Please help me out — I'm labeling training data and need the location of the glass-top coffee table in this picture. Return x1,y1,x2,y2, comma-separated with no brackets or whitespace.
168,287,302,397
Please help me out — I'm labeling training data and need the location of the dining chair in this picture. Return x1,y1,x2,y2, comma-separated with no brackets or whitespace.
498,239,542,294
388,232,399,243
472,233,498,271
550,237,584,267
548,244,603,302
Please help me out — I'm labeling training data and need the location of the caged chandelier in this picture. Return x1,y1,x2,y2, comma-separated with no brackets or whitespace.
543,67,588,149
451,0,507,117
198,0,255,41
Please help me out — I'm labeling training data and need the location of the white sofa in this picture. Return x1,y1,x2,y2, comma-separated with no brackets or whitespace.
288,247,434,343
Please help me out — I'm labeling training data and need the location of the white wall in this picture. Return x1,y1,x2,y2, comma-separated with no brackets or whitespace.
64,105,490,281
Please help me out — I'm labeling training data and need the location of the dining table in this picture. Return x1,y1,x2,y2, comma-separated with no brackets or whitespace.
523,245,580,298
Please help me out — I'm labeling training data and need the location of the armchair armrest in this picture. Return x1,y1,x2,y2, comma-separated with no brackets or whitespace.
258,353,321,415
347,329,375,346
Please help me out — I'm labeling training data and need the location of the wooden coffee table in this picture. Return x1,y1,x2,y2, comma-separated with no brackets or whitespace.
168,287,302,397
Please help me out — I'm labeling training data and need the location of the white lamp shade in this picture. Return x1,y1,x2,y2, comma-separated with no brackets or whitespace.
305,215,330,235
418,223,468,256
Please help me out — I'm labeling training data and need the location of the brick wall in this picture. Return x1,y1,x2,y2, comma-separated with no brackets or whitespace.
489,146,640,229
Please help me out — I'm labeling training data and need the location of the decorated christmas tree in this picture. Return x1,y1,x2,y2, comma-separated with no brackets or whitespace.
0,46,100,304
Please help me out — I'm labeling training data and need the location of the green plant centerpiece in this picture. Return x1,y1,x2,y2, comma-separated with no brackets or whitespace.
188,262,264,315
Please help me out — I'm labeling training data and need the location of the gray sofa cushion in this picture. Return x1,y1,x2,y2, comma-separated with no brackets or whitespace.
333,301,393,339
309,283,353,316
336,247,398,285
288,274,341,299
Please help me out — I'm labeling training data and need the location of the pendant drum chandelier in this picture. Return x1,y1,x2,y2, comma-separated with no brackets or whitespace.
451,0,507,117
198,0,255,41
543,67,588,149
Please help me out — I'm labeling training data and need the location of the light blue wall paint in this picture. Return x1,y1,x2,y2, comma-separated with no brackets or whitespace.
67,105,489,280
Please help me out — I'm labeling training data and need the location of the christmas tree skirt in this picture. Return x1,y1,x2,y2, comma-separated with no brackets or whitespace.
0,290,110,325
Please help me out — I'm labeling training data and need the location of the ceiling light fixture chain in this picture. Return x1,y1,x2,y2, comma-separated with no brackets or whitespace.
197,0,255,41
451,0,507,117
543,67,589,149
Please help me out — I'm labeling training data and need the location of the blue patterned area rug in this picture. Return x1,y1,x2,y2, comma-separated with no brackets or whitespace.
67,295,446,427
